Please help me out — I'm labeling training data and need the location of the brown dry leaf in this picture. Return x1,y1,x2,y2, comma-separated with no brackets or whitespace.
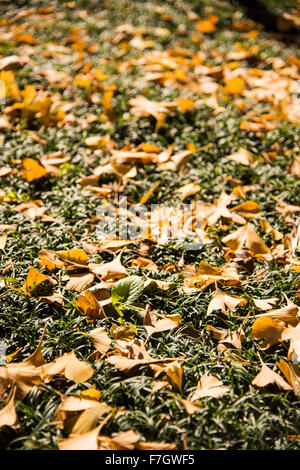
143,309,181,337
290,156,300,177
98,430,140,450
252,317,285,349
253,297,278,310
110,149,158,165
276,359,300,395
41,351,94,384
0,386,18,428
281,325,300,364
158,148,196,172
38,69,70,84
203,190,245,226
0,232,7,251
185,260,240,289
13,201,48,221
226,147,261,167
65,272,95,292
71,406,110,436
151,361,183,392
206,325,245,350
207,285,246,315
168,393,202,415
222,223,270,255
136,441,177,450
0,55,29,71
82,239,134,254
107,338,183,373
40,151,71,175
21,158,48,182
252,363,292,391
254,301,300,327
55,395,110,433
175,182,200,202
89,253,127,281
82,327,111,355
129,95,177,121
0,327,46,397
38,249,64,271
58,424,101,450
190,375,230,400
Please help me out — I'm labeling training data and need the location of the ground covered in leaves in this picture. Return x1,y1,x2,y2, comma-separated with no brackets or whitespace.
0,0,300,451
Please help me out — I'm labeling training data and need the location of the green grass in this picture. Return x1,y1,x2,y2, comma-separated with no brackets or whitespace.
0,0,300,450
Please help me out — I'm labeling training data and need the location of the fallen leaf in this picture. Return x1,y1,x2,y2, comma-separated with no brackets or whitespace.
89,253,127,281
191,375,230,400
252,317,284,349
0,386,18,428
82,327,111,355
207,285,246,314
226,147,261,167
222,223,270,255
21,158,48,182
252,363,292,391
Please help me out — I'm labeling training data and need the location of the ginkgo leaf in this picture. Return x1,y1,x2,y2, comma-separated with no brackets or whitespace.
254,303,299,327
21,158,48,182
0,386,18,428
65,273,95,292
185,260,240,289
177,97,195,113
21,267,55,297
143,309,181,337
252,317,284,349
82,327,111,355
76,290,106,320
276,359,300,395
252,363,292,391
226,147,261,167
38,249,64,271
207,286,246,314
222,223,270,255
190,375,230,400
58,425,101,450
168,393,202,414
129,95,177,121
71,406,109,435
0,232,7,251
136,441,177,450
89,253,127,281
225,77,244,94
206,325,245,350
54,249,88,266
151,361,183,392
41,351,94,383
98,430,140,450
175,182,200,202
253,297,278,310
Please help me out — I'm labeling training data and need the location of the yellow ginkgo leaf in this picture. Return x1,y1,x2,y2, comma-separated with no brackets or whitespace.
252,317,284,349
225,77,244,94
21,158,48,182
